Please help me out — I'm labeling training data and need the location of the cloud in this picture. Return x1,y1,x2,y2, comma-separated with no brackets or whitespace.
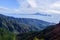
0,7,37,14
0,7,11,13
0,0,60,14
50,1,60,10
0,7,21,13
16,0,60,14
36,0,60,14
27,0,37,8
51,2,60,8
17,0,31,8
45,1,60,14
43,9,60,14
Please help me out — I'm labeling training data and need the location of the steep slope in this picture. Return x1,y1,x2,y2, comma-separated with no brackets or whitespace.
33,23,60,40
0,14,52,34
42,23,60,40
16,23,60,40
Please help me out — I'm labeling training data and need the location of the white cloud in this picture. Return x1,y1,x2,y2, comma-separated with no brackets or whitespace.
45,1,60,14
0,7,21,13
0,7,11,13
50,1,60,11
17,0,31,8
36,0,60,14
27,0,37,8
17,0,60,14
0,7,37,14
50,1,60,8
43,10,60,14
0,0,60,14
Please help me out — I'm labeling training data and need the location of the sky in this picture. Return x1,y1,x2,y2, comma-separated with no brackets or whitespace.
0,0,60,23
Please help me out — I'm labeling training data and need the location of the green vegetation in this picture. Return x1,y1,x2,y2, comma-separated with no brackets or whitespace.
16,25,55,40
0,27,16,40
33,37,39,40
0,14,54,40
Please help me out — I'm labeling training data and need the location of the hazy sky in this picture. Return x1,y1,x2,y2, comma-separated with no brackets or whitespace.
0,0,60,23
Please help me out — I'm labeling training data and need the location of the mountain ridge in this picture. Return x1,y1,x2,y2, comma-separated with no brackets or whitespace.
0,14,53,34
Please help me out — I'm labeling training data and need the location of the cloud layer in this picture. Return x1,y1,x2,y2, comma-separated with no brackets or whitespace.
0,0,60,14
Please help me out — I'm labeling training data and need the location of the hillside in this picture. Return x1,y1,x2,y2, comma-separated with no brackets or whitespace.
0,27,16,40
16,23,60,40
0,14,52,34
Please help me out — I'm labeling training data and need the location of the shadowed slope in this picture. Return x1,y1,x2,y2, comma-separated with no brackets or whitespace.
16,23,60,40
